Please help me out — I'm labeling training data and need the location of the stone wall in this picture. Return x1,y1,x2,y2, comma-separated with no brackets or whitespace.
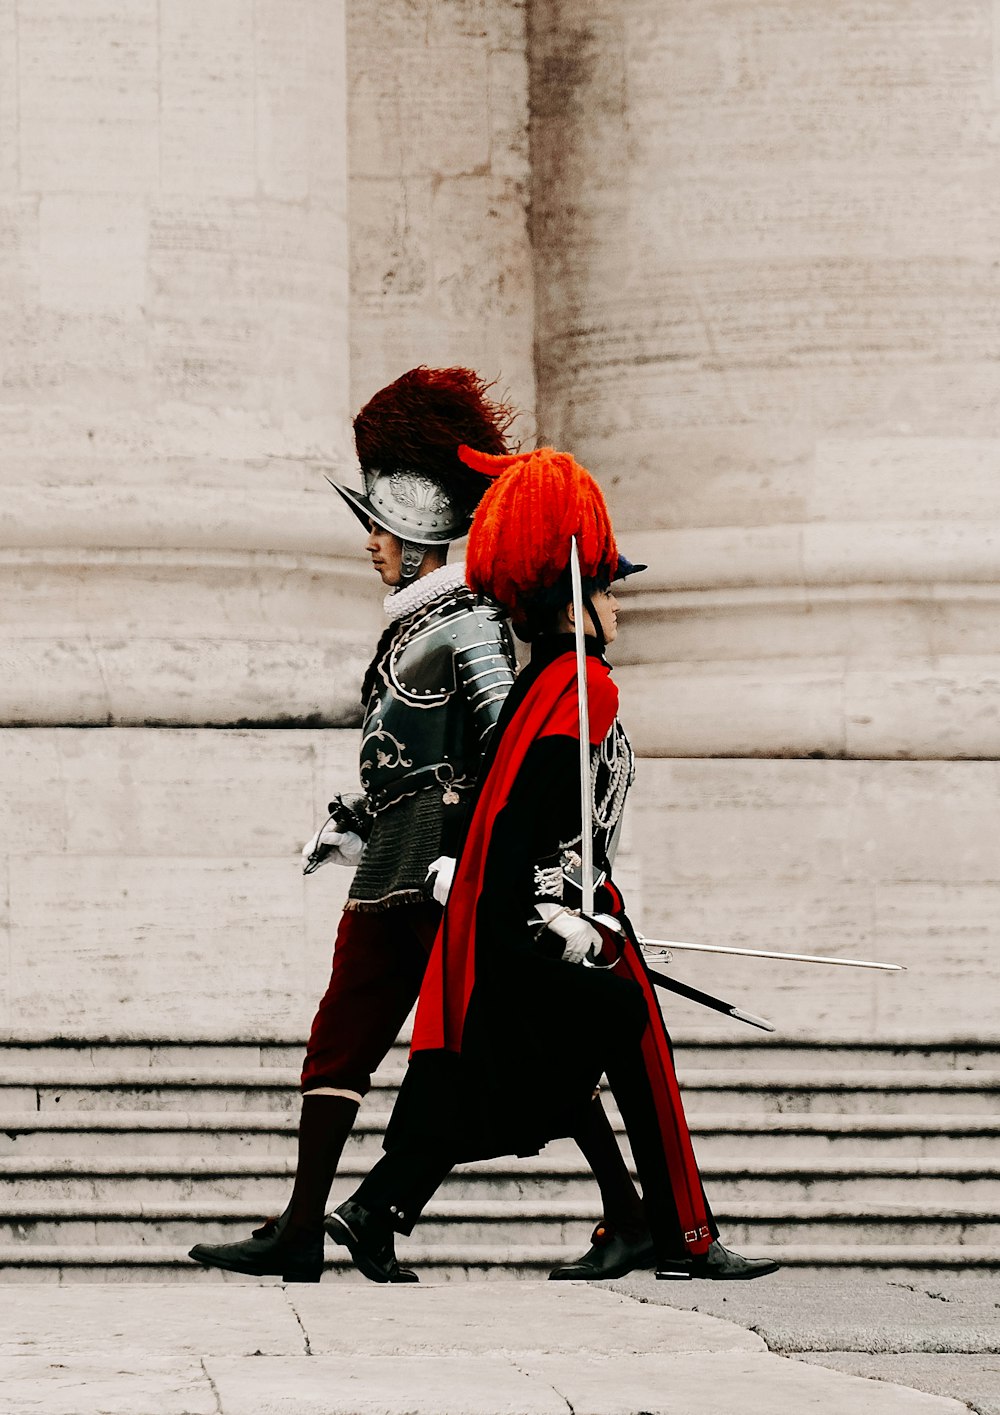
0,0,369,728
0,729,358,1039
7,734,991,1043
0,2,359,1042
1,1,997,1043
0,0,538,1041
528,0,1000,1031
631,759,1000,1039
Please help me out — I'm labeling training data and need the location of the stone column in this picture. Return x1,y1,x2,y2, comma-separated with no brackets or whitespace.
531,0,1000,760
1,0,374,728
530,0,1000,1035
0,1,370,1036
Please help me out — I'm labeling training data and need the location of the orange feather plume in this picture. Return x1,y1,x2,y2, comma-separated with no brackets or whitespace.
461,445,618,618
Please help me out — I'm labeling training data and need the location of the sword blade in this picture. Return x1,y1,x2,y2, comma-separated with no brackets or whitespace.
640,936,904,972
569,536,594,916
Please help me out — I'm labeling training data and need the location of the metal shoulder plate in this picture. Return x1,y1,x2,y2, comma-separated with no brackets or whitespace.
382,591,507,708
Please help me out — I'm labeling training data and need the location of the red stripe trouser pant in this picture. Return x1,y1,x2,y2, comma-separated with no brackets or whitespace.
300,901,441,1096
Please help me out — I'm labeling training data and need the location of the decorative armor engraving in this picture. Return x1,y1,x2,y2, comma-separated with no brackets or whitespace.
359,585,516,814
360,718,413,775
389,470,453,519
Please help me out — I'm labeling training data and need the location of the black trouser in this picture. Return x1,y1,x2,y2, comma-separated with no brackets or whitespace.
604,1039,718,1258
351,1034,718,1261
352,1142,456,1237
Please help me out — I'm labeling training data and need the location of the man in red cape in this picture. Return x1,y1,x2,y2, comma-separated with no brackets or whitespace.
327,446,779,1285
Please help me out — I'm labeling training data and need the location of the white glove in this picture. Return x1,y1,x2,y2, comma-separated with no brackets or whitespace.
301,821,365,869
426,856,456,906
535,902,602,966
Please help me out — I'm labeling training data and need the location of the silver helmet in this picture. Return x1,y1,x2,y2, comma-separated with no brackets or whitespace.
325,467,468,547
329,365,516,584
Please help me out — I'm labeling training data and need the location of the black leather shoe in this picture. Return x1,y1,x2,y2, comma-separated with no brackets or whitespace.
188,1208,323,1283
549,1222,657,1281
688,1239,780,1280
325,1200,419,1284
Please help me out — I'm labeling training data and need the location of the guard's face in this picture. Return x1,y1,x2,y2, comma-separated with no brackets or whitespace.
566,587,619,643
590,588,619,643
365,522,404,586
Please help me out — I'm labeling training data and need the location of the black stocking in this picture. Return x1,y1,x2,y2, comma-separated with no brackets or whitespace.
285,1094,360,1234
569,1092,647,1238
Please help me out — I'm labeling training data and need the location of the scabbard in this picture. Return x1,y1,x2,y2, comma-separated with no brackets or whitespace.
645,965,776,1033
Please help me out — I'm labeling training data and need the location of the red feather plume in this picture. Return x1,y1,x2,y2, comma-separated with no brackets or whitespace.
353,366,516,515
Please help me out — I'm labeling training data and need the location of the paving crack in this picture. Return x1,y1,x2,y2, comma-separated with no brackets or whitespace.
507,1356,574,1414
200,1357,223,1414
791,1355,982,1415
888,1281,951,1303
283,1289,313,1355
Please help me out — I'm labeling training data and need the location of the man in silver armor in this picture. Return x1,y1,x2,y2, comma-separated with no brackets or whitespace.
188,366,518,1283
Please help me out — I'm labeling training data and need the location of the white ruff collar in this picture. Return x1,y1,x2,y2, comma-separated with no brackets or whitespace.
384,562,468,622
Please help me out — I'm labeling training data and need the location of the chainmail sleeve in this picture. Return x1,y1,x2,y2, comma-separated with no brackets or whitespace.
452,606,516,746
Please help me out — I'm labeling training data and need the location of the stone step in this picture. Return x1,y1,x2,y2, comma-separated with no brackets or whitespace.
2,1037,999,1074
0,1112,994,1165
0,1070,312,1113
2,1197,998,1249
4,1242,998,1284
1,1109,997,1159
2,1067,998,1114
677,1074,1000,1115
0,1044,311,1071
7,1245,1000,1290
0,1035,992,1280
3,1155,998,1206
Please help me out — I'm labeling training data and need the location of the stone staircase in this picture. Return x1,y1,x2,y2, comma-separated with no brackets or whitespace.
1,1036,998,1282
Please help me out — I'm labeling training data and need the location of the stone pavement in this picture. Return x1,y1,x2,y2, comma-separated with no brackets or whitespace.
0,1280,973,1415
609,1272,1000,1415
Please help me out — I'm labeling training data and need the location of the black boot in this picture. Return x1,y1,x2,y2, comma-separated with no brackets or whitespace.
549,1221,657,1281
189,1206,323,1283
326,1200,419,1284
684,1239,779,1281
188,1093,359,1283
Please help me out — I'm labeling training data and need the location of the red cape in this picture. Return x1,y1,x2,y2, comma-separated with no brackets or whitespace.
411,651,617,1055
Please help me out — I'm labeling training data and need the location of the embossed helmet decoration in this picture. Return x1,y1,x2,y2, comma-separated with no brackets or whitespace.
327,366,516,584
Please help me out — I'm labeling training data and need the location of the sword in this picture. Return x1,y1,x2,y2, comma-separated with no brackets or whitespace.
638,936,904,972
569,536,594,917
587,913,777,1031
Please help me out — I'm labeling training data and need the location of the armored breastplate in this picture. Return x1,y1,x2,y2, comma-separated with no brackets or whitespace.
360,587,515,814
